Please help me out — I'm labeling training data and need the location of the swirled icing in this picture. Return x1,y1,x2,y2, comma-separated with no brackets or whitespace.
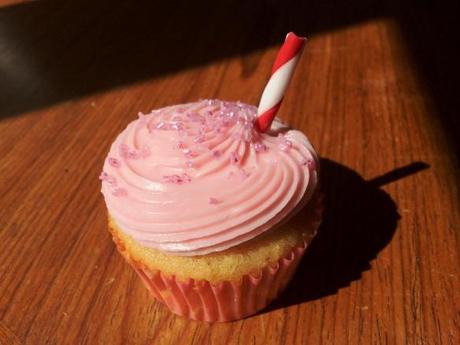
100,100,318,256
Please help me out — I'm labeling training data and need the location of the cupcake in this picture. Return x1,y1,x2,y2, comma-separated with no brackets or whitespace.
100,99,322,322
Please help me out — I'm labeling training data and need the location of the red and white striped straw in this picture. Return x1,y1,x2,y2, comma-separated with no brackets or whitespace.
255,32,306,132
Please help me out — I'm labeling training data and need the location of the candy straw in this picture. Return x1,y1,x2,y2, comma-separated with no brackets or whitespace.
255,32,306,132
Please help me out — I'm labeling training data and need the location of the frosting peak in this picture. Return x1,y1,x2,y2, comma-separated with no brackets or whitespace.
101,100,318,256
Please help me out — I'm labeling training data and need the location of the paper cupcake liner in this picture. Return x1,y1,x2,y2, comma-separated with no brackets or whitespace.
124,240,306,322
110,192,323,322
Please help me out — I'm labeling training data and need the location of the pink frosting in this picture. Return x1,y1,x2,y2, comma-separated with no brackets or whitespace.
101,100,319,256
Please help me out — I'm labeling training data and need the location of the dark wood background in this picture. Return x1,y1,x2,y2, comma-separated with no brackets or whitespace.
1,0,459,344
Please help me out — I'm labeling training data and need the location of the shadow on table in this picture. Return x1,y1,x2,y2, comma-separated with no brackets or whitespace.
264,158,429,311
1,1,458,164
395,0,460,161
0,0,388,118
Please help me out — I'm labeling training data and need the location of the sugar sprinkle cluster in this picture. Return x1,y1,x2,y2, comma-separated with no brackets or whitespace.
99,171,127,197
100,100,313,200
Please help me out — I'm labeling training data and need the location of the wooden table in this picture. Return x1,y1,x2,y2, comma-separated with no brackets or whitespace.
1,1,459,344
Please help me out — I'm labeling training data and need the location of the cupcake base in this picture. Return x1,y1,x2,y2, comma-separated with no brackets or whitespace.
125,240,307,322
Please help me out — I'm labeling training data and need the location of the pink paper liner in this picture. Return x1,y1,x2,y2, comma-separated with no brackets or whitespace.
111,192,323,322
128,240,307,322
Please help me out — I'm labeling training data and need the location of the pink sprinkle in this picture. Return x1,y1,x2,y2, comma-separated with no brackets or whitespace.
230,151,240,165
162,173,192,185
254,142,268,153
99,171,109,181
108,157,121,168
279,139,293,152
209,197,220,205
127,150,140,159
106,175,117,185
162,175,179,184
141,145,151,158
171,122,184,131
174,141,186,149
112,188,127,197
227,111,236,118
194,135,205,144
212,150,221,159
187,112,205,123
99,171,116,185
302,158,315,169
118,144,142,160
182,173,191,182
119,144,130,158
239,168,250,179
183,149,199,158
199,125,207,135
221,116,236,126
155,122,167,130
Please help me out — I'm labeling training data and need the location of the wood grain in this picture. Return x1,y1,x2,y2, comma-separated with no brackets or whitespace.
1,1,459,344
0,321,23,345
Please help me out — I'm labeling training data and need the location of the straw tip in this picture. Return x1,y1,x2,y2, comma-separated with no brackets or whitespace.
286,32,307,42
